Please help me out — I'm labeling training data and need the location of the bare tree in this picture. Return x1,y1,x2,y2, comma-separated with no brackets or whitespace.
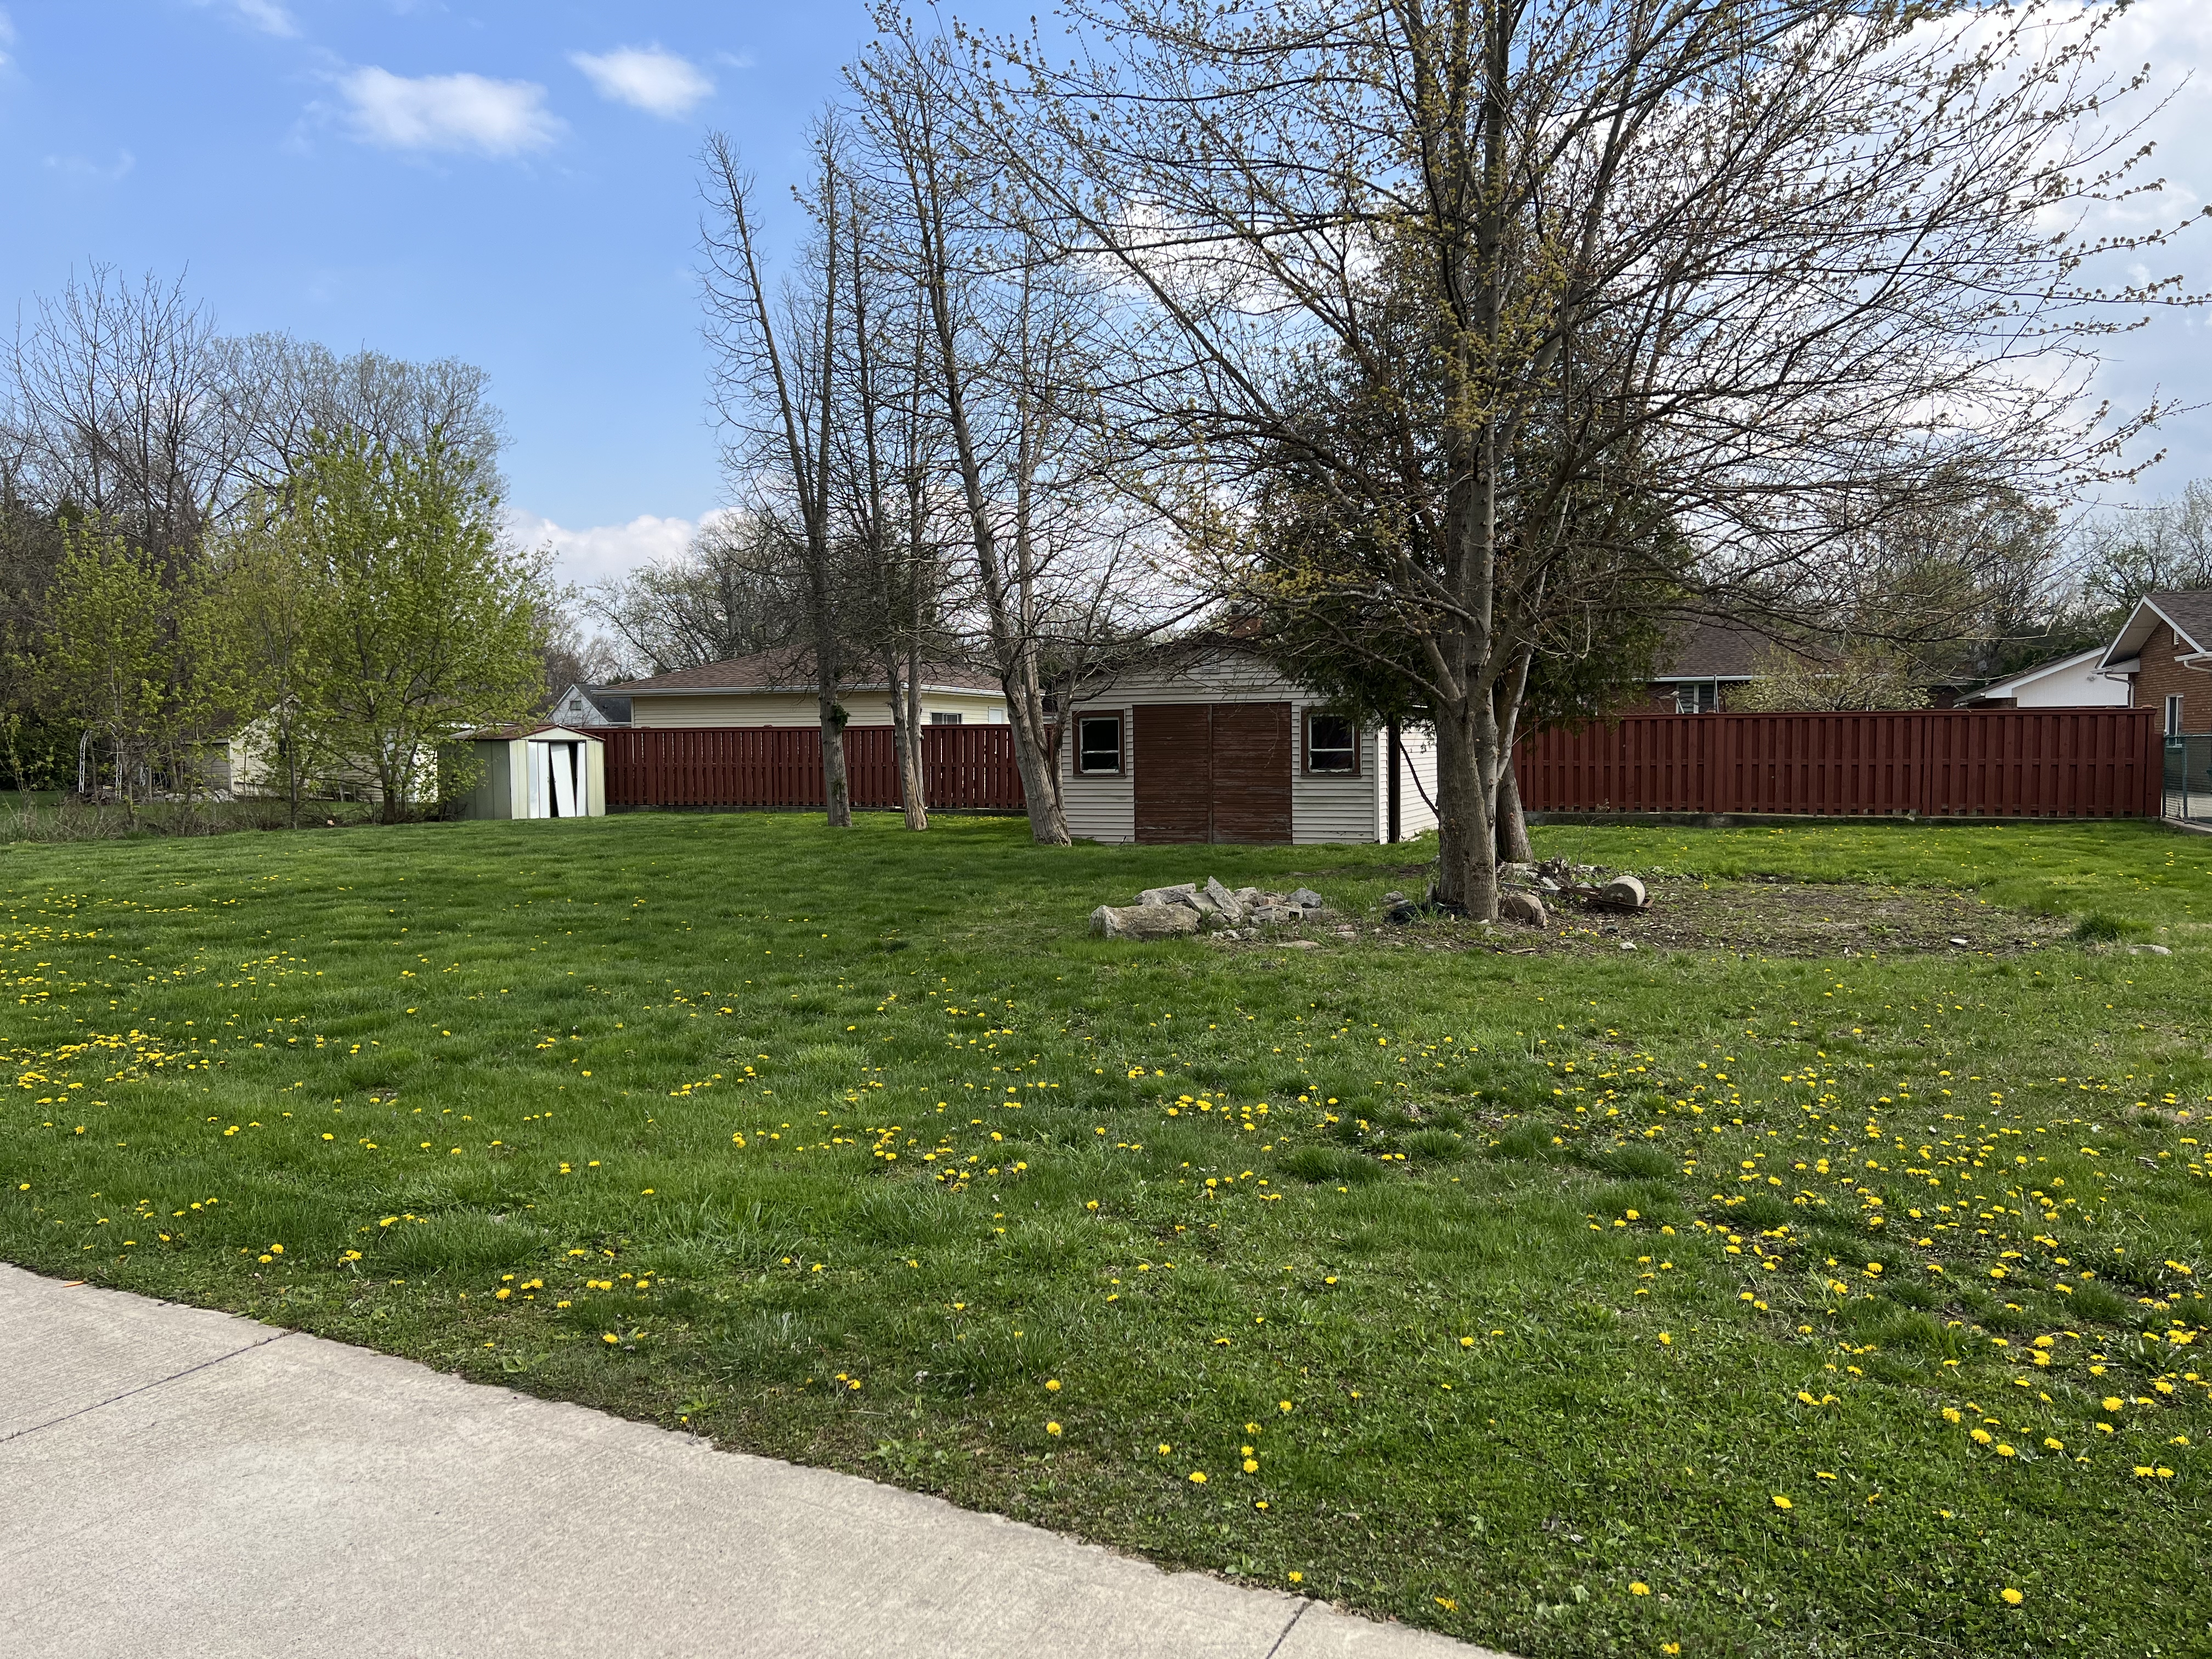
831,185,946,831
4,264,235,571
854,25,1182,845
588,512,802,676
218,335,508,499
965,0,2197,915
701,124,855,828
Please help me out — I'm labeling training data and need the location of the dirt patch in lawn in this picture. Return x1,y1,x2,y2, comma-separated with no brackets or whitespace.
1311,875,2072,961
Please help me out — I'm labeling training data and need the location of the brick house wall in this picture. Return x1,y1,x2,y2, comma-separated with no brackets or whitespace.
2130,620,2212,733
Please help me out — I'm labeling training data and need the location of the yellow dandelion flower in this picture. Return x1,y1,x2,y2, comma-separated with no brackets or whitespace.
1630,1582,1651,1596
1189,1471,1207,1484
1046,1421,1062,1436
1771,1494,1792,1510
2000,1588,2023,1606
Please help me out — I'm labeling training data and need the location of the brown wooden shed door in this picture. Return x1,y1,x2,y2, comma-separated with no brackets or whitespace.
1209,702,1292,842
1133,701,1292,843
1134,704,1212,843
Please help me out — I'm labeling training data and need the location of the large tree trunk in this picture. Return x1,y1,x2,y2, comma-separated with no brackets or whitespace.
1000,652,1067,843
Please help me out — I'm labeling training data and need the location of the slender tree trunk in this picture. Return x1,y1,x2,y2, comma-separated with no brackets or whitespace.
816,667,850,826
887,650,927,830
901,558,927,829
905,121,1069,846
1496,758,1531,862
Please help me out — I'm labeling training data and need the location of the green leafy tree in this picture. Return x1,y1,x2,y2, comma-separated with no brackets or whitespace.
32,526,233,823
284,432,547,821
215,510,340,826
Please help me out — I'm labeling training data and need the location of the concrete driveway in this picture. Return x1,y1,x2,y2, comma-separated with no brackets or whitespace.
0,1265,1499,1658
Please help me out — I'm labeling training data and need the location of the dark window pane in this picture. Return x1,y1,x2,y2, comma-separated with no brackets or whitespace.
1307,713,1357,772
930,711,963,726
1078,715,1121,773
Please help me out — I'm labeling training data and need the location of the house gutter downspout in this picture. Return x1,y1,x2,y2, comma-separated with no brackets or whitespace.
1387,720,1402,844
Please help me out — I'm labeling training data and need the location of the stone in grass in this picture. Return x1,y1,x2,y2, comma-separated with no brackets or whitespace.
1596,874,1647,909
1091,904,1202,941
1498,891,1548,928
1204,876,1249,924
1250,905,1297,926
1135,884,1198,907
1288,887,1325,910
1280,939,1322,950
2127,942,2173,956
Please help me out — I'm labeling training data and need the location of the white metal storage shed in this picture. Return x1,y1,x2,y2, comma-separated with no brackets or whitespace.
1059,647,1437,845
448,724,607,821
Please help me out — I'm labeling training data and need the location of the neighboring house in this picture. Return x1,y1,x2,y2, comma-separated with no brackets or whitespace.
2097,591,2212,735
444,724,607,820
223,713,436,805
1959,646,2129,709
608,648,1007,729
1060,644,1438,845
1640,618,1770,713
550,683,633,726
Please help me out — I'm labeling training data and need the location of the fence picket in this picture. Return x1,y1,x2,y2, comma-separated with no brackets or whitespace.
605,725,1026,813
1516,709,2159,819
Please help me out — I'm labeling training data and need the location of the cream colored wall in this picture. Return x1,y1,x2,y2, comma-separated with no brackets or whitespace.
628,689,1006,729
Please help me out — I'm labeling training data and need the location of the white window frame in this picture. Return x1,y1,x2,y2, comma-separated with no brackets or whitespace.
2167,693,2186,738
1302,710,1360,776
1075,712,1124,776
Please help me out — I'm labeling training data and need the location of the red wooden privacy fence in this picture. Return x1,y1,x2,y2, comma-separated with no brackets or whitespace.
605,725,1026,812
1515,709,2160,819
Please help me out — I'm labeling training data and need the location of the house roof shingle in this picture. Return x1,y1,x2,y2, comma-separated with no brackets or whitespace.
1650,618,1785,681
610,648,1002,697
2101,590,2212,667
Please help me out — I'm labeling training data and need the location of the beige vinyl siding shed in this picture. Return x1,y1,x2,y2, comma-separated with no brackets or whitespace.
1060,648,1438,845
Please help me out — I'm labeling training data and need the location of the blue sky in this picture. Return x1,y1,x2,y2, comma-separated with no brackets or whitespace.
0,0,945,585
3,0,2210,590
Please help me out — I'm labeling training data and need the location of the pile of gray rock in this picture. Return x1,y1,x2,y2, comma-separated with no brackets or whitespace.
1090,877,1328,941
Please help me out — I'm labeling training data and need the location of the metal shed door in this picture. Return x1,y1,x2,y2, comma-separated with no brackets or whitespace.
527,741,582,819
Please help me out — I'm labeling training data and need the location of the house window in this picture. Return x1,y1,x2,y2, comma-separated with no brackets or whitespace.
1304,711,1359,775
1076,713,1123,775
2167,694,2186,738
1674,682,1719,714
931,711,963,726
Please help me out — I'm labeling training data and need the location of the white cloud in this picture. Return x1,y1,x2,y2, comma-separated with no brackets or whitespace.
189,0,298,36
229,0,297,36
508,507,727,589
340,66,563,157
43,150,136,184
569,46,714,118
0,9,15,68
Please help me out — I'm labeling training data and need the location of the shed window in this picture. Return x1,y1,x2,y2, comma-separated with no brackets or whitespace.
2168,694,2186,738
930,711,964,726
1304,711,1359,775
1077,713,1124,775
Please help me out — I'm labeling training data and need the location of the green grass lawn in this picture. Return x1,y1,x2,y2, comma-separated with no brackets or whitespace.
4,812,2208,1658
